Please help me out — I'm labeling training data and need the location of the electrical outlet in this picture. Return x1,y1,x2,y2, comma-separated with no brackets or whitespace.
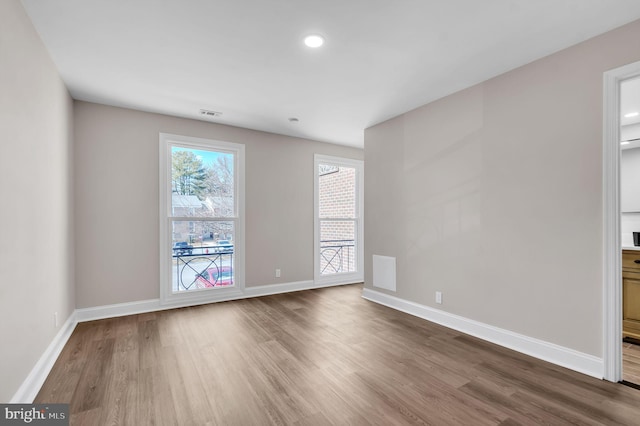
435,291,443,304
54,312,58,328
275,269,281,278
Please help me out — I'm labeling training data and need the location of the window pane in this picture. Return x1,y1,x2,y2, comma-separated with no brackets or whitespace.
171,146,234,217
172,220,234,292
320,220,356,275
318,165,356,219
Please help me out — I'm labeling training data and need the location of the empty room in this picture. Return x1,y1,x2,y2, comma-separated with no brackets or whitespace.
4,0,640,424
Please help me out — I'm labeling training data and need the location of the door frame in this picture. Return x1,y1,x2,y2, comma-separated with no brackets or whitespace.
603,60,640,382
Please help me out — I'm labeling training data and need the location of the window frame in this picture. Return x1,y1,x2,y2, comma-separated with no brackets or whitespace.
314,154,364,285
159,133,245,305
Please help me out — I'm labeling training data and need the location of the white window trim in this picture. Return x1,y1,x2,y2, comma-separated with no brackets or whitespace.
159,133,245,306
314,154,364,285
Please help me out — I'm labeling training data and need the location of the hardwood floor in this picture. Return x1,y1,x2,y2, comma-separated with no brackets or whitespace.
36,284,640,425
623,341,640,385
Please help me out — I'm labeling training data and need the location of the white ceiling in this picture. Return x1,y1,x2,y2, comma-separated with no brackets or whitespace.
21,0,640,147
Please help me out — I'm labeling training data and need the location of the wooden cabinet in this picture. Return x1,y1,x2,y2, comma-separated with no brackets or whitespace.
623,250,640,339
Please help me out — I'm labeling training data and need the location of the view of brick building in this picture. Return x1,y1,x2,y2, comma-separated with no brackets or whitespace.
318,165,357,274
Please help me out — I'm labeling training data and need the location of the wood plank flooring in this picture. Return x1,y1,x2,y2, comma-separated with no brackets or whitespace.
36,284,640,425
623,341,640,385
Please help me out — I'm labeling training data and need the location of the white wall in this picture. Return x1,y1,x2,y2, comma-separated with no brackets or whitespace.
621,147,640,212
74,102,363,308
621,123,640,144
0,0,74,402
622,147,640,246
364,19,640,357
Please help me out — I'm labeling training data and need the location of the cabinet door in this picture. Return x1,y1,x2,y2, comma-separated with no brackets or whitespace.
623,275,640,338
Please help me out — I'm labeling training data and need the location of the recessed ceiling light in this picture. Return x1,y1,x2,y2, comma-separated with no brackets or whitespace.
621,141,630,145
304,35,324,48
624,111,639,118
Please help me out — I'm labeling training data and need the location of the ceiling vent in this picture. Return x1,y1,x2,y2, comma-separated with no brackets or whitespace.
200,109,222,118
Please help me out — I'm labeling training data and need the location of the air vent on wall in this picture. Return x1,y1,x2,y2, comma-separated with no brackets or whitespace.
200,109,222,118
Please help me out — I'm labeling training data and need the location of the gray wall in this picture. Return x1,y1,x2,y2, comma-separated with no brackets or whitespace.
74,102,363,308
0,0,75,402
364,19,640,358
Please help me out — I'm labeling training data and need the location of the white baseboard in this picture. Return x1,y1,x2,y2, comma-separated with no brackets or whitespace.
362,288,604,379
245,278,361,297
76,298,163,322
76,279,353,323
11,312,78,403
245,279,317,297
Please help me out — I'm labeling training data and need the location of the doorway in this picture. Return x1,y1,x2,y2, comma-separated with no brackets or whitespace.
603,60,640,383
620,76,640,385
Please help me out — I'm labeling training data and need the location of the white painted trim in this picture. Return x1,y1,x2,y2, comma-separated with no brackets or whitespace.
76,279,356,323
11,312,78,403
313,274,363,287
362,288,603,379
314,154,364,284
244,279,353,297
602,60,640,382
76,298,164,322
159,135,170,304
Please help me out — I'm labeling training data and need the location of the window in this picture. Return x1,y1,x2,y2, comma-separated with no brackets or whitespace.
314,154,363,284
159,133,244,305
